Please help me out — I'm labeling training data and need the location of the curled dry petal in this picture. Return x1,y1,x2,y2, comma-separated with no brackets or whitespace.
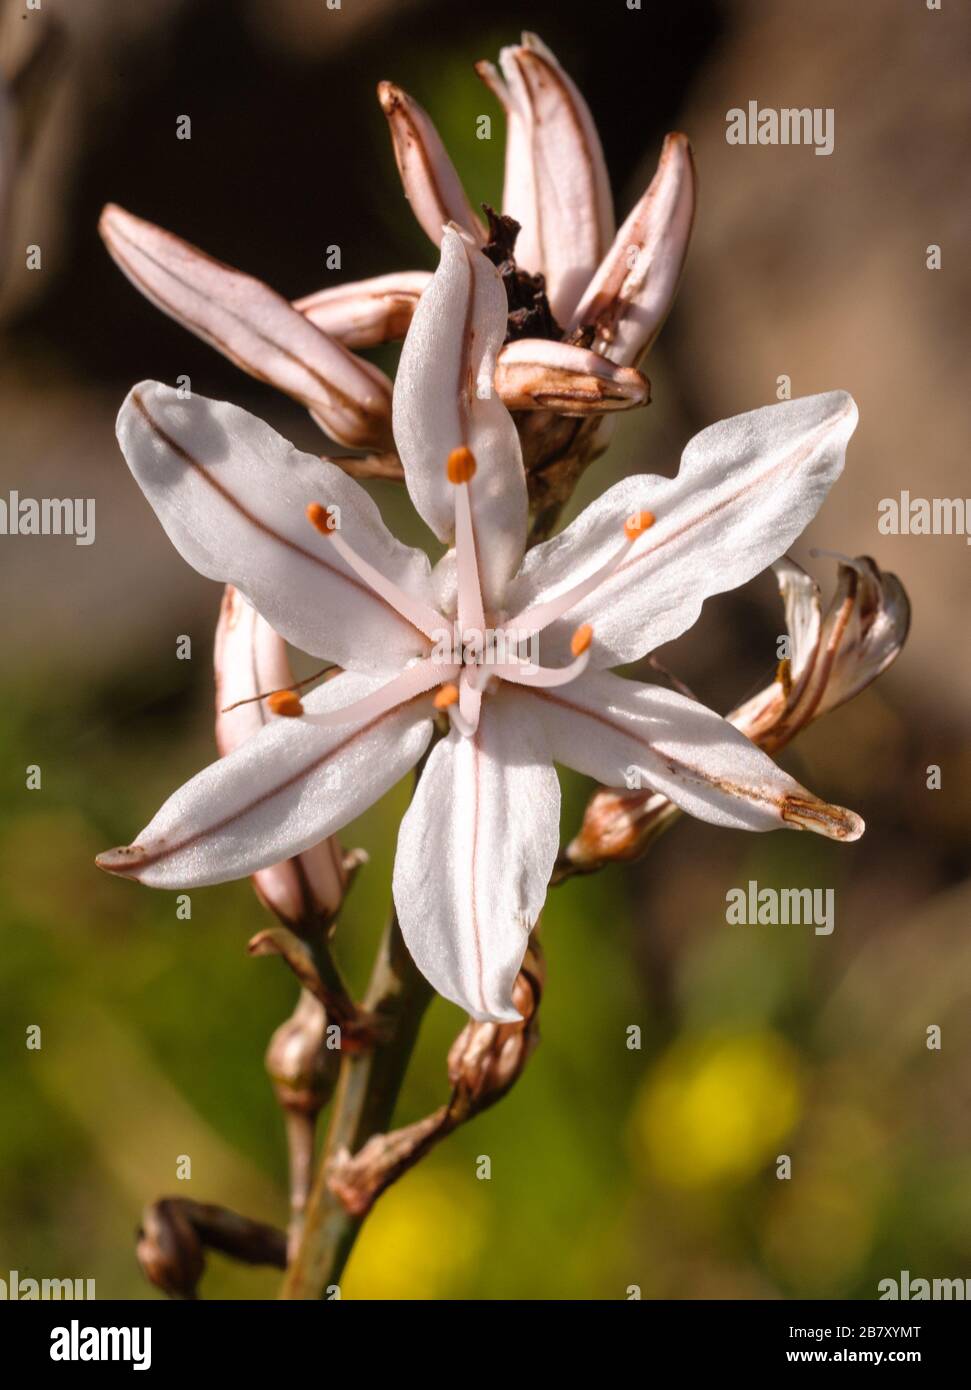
479,32,614,323
377,81,486,247
99,204,393,450
293,270,431,349
215,584,347,927
733,553,911,752
571,132,696,366
495,338,649,414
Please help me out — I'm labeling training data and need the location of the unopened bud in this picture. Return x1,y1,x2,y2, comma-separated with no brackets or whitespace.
265,989,339,1117
136,1199,204,1300
215,585,348,928
447,940,545,1111
495,339,649,415
564,787,676,875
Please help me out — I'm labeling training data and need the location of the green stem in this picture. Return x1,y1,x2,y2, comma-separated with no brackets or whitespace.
279,906,432,1298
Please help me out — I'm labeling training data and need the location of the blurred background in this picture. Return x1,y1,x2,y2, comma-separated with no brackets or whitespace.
1,0,969,1299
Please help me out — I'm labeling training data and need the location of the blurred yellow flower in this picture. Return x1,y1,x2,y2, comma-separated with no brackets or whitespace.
341,1166,487,1299
631,1032,802,1189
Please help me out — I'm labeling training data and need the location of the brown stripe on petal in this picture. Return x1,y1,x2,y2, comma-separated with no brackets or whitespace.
615,415,846,580
527,686,863,841
96,696,430,881
130,391,428,644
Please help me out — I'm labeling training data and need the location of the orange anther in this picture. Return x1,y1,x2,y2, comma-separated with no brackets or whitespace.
306,501,335,535
571,624,593,657
433,682,460,710
446,446,477,485
624,509,655,542
267,690,304,717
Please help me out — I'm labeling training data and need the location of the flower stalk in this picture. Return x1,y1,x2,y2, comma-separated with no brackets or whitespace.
280,904,433,1298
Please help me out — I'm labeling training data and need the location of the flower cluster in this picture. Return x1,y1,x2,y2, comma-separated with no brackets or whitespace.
97,34,892,1027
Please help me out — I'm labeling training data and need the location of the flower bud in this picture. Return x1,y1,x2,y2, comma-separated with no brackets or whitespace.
447,939,545,1110
264,988,339,1117
98,205,393,450
136,1198,204,1300
495,339,649,415
294,270,431,349
215,585,348,928
570,132,696,366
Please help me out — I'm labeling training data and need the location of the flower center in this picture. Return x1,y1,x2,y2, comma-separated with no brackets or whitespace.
250,468,656,738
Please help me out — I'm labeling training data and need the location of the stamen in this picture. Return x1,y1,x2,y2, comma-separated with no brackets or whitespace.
434,682,460,710
508,510,657,637
447,449,486,639
447,446,477,484
491,628,594,689
303,658,459,729
305,500,443,641
571,623,593,656
624,509,655,541
267,690,304,717
221,664,336,714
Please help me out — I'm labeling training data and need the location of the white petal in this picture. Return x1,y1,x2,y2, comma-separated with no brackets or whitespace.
97,671,434,888
294,271,431,349
393,689,560,1022
393,227,528,610
517,670,863,840
570,132,696,365
377,82,486,248
99,205,393,450
508,392,859,668
117,381,438,673
492,33,614,323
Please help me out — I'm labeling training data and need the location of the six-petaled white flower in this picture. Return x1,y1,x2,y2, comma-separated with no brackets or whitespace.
98,226,863,1023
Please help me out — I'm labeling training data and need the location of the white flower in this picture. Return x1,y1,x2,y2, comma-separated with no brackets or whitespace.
98,227,863,1023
